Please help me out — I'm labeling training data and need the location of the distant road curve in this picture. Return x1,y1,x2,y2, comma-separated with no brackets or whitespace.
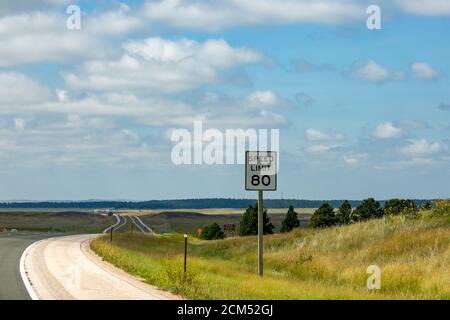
23,234,178,300
129,215,153,234
102,214,127,234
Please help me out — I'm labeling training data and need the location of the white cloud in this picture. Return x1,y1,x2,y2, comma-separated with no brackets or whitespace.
343,153,368,166
246,91,283,108
373,122,403,139
411,62,438,80
306,128,345,141
0,72,55,104
143,0,365,31
305,144,338,153
65,37,263,93
351,60,404,83
396,0,450,16
85,4,143,36
400,139,441,156
0,12,101,66
0,7,143,67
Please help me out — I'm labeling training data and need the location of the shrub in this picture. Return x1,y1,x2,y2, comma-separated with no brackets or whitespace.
421,202,432,210
336,200,352,225
432,199,450,216
199,223,225,240
353,198,383,221
239,204,275,236
280,205,300,233
384,199,418,216
310,203,337,228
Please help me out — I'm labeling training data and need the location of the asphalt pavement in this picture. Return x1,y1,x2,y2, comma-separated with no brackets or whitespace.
0,232,59,300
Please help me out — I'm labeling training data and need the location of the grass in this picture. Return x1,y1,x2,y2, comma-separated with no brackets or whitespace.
92,210,450,299
136,209,312,235
122,208,317,216
0,211,114,233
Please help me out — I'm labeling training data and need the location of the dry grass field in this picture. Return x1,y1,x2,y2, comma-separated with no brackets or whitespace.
92,209,450,300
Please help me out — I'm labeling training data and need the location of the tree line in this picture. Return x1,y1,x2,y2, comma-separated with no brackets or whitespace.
199,198,434,239
309,198,430,228
0,198,433,210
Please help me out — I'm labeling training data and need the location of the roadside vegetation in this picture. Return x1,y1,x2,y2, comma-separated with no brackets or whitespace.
91,200,450,299
0,211,114,233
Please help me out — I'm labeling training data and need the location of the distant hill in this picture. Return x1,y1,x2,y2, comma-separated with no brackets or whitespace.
0,198,433,209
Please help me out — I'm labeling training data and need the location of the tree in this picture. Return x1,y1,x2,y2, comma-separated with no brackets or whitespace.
422,202,432,210
309,203,337,228
353,198,383,221
384,199,418,216
199,223,225,240
336,200,352,225
280,205,300,233
239,204,275,236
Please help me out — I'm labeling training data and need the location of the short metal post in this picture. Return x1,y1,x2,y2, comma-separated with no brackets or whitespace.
184,234,188,273
110,226,113,243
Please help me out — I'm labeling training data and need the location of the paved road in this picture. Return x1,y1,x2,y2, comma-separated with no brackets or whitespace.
0,232,58,300
129,216,153,233
102,214,127,234
24,234,178,300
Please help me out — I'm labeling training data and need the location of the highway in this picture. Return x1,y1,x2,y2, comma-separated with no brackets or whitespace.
0,232,59,300
129,215,153,233
23,234,178,300
102,214,127,234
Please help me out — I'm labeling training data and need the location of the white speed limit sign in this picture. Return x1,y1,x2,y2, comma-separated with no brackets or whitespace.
245,151,277,191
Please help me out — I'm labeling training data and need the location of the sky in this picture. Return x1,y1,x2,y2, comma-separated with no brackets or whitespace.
0,0,449,201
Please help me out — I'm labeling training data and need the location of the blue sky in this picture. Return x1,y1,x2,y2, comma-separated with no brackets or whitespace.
0,0,449,200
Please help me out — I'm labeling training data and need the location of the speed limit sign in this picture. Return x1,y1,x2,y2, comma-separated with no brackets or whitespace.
245,151,277,191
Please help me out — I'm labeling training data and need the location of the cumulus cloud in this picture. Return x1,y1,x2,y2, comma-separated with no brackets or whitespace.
0,72,55,104
396,0,450,16
143,0,365,31
246,91,284,108
400,139,441,156
351,60,405,83
0,6,143,67
373,122,403,139
306,128,345,141
411,62,439,80
65,37,263,93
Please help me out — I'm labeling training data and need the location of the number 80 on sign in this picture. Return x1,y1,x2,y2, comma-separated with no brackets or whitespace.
245,151,277,191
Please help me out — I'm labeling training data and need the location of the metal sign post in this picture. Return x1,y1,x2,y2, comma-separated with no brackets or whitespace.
258,190,264,276
245,151,277,277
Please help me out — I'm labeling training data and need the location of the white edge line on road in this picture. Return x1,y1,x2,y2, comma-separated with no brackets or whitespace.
20,239,45,301
130,216,146,233
102,214,121,234
134,216,154,233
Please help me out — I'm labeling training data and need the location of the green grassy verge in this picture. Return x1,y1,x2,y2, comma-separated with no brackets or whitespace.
91,212,450,299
